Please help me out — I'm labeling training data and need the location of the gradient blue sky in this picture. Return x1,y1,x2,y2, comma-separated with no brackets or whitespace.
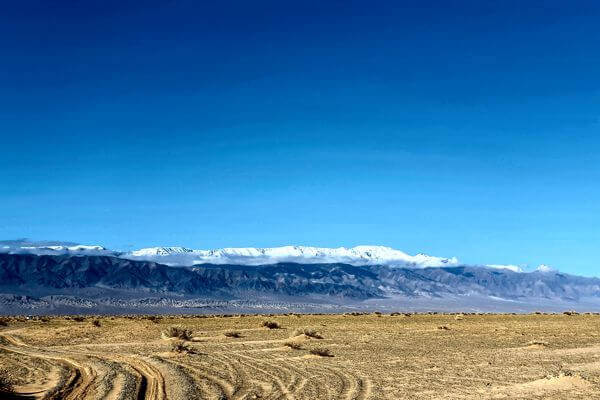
1,1,599,275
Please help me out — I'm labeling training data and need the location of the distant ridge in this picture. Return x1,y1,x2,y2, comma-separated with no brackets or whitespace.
1,252,600,314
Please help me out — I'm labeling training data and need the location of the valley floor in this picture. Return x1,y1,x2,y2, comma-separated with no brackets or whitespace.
1,313,600,399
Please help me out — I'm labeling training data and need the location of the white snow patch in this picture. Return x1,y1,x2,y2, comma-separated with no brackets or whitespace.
485,264,524,273
535,264,556,273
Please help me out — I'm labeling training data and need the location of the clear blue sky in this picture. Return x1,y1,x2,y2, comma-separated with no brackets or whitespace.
1,1,599,275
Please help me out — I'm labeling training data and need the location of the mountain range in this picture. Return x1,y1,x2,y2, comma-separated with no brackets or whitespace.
1,240,598,314
1,241,460,268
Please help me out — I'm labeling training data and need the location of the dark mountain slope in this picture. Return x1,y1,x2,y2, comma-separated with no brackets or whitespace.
1,254,600,302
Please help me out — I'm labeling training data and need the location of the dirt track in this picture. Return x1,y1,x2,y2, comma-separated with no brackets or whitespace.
1,313,600,399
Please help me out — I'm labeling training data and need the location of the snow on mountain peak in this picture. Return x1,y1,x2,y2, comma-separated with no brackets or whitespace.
485,264,524,273
123,245,459,268
0,240,559,274
129,247,194,256
1,243,109,256
535,264,556,273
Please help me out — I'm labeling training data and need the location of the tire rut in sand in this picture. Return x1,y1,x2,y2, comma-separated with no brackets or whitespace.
0,333,96,400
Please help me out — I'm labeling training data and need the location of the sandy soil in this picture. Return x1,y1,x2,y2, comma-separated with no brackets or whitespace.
1,312,600,399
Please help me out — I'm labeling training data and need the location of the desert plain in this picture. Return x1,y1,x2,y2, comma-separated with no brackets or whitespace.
1,312,600,399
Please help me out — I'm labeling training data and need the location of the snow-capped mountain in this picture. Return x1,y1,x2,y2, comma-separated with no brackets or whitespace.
0,242,458,267
124,245,459,268
0,240,588,313
485,264,525,273
0,240,111,256
535,264,557,273
1,240,557,273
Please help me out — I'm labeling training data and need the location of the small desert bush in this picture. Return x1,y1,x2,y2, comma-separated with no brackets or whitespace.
170,340,194,354
163,325,193,340
0,370,12,394
438,325,450,330
563,310,579,316
284,341,303,350
0,319,8,327
224,331,242,338
92,319,101,327
292,327,323,339
71,316,86,322
261,320,281,329
144,315,162,324
309,347,333,357
454,314,464,320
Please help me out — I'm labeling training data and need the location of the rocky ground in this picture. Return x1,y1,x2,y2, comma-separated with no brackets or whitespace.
1,313,600,399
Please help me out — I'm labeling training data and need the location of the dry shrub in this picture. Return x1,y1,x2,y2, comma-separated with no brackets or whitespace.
163,325,193,340
310,347,333,357
284,341,303,350
171,340,194,354
72,316,85,322
454,314,464,320
563,310,579,316
292,327,323,339
0,370,12,394
438,325,450,330
92,319,101,327
261,320,281,329
145,315,162,324
0,319,8,327
224,331,242,338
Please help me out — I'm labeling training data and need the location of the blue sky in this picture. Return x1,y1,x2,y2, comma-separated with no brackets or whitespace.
1,1,599,275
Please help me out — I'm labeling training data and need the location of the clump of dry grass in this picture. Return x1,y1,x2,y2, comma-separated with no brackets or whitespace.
261,320,281,329
0,319,8,327
0,369,12,394
292,327,323,339
71,316,86,322
92,319,101,327
170,340,194,354
284,341,303,350
310,347,333,357
163,325,193,340
563,310,579,316
438,325,451,330
454,314,464,320
224,331,242,338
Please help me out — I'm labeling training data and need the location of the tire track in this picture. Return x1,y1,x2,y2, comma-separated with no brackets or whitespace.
0,333,96,400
